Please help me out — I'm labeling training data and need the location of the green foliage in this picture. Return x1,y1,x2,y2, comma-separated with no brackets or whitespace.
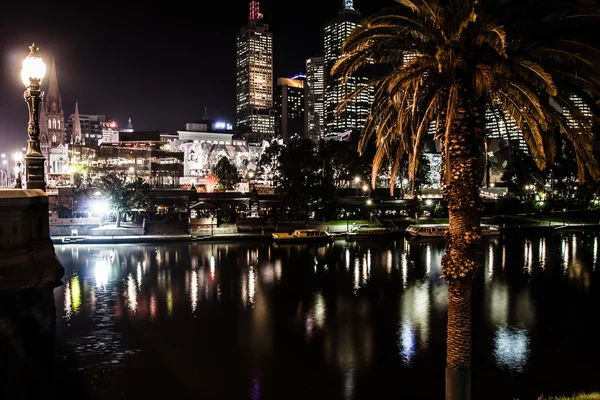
257,142,284,183
99,174,152,227
433,202,445,217
213,157,241,191
333,0,600,194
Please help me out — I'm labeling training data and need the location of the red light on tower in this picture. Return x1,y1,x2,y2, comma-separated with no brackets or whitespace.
249,1,263,21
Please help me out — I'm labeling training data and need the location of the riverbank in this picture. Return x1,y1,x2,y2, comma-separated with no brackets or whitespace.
51,219,600,245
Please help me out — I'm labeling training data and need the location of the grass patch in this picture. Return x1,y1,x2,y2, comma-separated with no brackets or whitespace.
538,393,600,400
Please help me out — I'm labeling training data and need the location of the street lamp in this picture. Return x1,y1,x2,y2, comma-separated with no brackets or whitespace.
21,43,47,191
354,176,361,196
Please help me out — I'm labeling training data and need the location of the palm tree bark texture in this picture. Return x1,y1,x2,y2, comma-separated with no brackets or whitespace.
440,90,486,399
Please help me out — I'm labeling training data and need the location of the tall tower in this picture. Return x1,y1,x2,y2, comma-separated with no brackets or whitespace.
324,0,373,135
71,100,83,145
275,75,305,139
236,0,275,139
44,59,67,146
305,57,325,139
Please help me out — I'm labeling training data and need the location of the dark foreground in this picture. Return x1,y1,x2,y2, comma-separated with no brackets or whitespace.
44,234,600,399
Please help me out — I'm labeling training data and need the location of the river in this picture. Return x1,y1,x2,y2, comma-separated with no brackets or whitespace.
53,232,600,399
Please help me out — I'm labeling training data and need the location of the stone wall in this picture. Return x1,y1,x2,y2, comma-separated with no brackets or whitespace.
0,189,64,398
0,189,64,289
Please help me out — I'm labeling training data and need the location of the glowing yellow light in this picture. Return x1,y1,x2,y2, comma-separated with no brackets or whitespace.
70,276,81,313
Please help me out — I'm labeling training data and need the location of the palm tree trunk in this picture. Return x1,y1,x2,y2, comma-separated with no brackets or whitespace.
441,93,485,400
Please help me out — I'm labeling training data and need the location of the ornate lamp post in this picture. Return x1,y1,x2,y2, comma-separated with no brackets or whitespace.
21,44,47,191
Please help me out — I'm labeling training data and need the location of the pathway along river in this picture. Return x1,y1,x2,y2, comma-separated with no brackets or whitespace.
53,232,600,399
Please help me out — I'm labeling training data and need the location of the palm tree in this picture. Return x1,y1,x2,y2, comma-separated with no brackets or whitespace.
333,0,600,398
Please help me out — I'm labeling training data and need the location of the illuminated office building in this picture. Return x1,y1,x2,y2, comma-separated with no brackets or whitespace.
236,0,275,138
324,0,373,135
305,57,325,139
275,75,305,139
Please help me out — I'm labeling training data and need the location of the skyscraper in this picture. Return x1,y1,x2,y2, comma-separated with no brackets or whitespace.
275,75,305,139
324,0,373,136
236,0,275,139
305,57,325,139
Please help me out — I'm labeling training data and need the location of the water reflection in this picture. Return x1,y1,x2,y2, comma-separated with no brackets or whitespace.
53,233,599,399
494,326,529,372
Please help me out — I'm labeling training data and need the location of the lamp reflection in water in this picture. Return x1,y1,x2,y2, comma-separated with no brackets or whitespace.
539,237,547,270
190,269,199,312
486,243,495,283
126,274,137,313
562,236,570,274
95,258,110,287
524,239,533,274
494,326,530,372
64,275,82,319
210,255,216,279
593,236,598,271
398,280,431,365
401,253,409,289
425,244,431,276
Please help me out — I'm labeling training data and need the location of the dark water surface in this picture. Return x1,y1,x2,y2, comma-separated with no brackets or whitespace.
54,233,600,399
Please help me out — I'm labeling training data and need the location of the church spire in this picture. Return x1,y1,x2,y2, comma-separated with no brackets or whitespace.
72,100,83,145
126,117,133,131
45,58,62,114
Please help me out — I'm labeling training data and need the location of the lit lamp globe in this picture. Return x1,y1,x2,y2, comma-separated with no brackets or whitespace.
21,44,46,88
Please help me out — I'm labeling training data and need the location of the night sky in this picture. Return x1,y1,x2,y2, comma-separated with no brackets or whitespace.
0,0,387,152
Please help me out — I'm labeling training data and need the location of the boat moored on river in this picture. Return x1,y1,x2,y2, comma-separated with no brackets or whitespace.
405,224,500,238
346,227,399,241
272,229,332,243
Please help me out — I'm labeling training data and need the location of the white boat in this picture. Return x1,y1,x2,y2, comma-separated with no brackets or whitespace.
346,227,399,241
405,224,500,238
272,229,332,243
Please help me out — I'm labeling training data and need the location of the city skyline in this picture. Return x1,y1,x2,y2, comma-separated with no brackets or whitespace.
0,0,387,151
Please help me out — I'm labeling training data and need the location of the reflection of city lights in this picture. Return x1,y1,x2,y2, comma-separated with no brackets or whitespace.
539,237,546,270
95,259,109,287
489,282,508,326
274,259,282,281
398,320,416,365
126,274,137,312
494,326,529,372
353,257,360,294
401,254,408,289
524,240,533,274
344,370,354,400
386,250,393,275
64,282,72,318
249,266,256,305
346,249,351,271
486,244,494,283
562,237,570,273
210,255,215,279
71,276,81,313
150,292,157,320
191,270,198,312
305,311,314,340
502,245,506,270
241,272,248,307
167,290,173,315
314,292,326,329
137,262,142,289
425,245,431,276
594,237,598,271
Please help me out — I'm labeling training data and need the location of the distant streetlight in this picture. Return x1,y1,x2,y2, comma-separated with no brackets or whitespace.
362,184,369,192
21,43,47,191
